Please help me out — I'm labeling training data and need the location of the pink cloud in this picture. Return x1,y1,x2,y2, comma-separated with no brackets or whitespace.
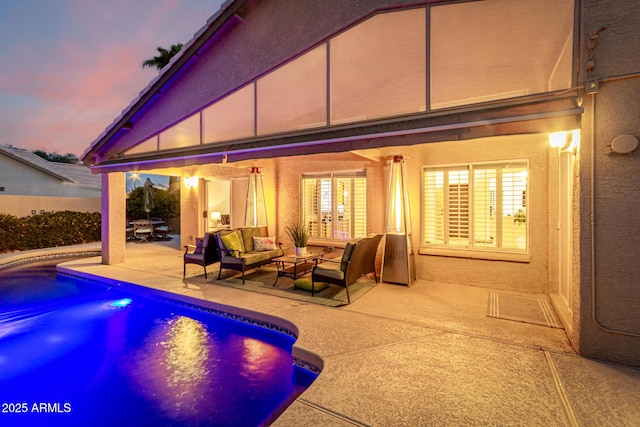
0,0,221,156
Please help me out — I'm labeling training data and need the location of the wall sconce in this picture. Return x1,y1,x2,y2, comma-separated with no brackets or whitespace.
244,167,267,228
606,134,638,155
381,156,415,286
211,211,221,227
548,130,580,152
184,176,198,189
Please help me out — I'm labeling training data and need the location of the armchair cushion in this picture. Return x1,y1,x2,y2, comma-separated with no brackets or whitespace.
220,230,244,257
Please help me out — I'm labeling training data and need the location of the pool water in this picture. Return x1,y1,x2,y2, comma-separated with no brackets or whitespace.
0,264,316,427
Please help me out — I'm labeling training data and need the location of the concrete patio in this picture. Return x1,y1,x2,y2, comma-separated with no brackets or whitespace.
10,237,640,426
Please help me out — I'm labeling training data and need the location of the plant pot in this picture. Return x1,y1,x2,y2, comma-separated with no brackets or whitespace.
295,246,307,256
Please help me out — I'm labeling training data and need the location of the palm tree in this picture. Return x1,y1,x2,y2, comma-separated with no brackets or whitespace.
142,43,183,71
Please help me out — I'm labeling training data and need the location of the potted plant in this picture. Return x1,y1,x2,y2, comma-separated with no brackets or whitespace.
286,222,309,256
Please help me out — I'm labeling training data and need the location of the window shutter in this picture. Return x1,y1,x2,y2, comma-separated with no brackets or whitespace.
423,161,527,253
302,172,367,241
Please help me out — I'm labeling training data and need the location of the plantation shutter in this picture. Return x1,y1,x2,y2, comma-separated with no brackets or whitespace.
302,171,367,241
423,161,528,252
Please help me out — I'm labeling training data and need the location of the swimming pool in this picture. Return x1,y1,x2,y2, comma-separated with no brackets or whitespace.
0,263,317,426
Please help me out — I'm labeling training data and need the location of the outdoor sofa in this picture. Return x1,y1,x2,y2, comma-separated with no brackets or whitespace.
214,228,283,284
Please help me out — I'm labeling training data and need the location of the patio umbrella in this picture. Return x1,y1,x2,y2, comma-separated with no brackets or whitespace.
143,178,155,219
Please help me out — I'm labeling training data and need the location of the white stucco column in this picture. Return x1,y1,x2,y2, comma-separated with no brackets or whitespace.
101,172,126,264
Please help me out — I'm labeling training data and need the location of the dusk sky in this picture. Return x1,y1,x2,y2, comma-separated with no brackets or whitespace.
0,0,224,159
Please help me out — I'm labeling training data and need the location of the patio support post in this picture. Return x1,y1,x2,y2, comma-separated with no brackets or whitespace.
101,172,126,264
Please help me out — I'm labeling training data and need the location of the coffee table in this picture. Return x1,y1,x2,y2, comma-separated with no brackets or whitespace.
272,253,323,285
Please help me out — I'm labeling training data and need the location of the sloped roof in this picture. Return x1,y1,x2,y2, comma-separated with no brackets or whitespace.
0,145,101,190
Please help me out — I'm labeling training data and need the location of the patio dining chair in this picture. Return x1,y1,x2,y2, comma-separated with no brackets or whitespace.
132,219,154,243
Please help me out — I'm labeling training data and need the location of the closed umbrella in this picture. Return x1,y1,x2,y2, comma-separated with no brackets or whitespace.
143,178,155,219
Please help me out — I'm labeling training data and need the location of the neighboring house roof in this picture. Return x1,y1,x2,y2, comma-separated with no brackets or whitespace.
0,145,101,190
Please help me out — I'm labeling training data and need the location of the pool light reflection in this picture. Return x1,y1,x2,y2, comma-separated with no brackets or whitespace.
110,298,132,308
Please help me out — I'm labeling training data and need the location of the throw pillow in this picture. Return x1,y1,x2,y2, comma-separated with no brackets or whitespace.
220,231,244,257
253,236,277,252
193,237,204,254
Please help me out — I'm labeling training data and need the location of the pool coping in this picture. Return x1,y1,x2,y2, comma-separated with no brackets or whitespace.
0,244,101,271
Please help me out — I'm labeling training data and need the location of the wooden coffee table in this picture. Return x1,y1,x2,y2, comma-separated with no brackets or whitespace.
272,253,322,285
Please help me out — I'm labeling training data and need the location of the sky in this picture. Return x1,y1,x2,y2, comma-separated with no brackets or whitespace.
0,0,225,159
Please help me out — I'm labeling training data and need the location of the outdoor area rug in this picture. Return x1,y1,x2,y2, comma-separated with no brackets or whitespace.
204,266,377,307
487,292,563,329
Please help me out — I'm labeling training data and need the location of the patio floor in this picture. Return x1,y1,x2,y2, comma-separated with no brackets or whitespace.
21,237,640,425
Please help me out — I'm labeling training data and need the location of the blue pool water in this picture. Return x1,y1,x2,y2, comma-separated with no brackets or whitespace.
0,264,316,427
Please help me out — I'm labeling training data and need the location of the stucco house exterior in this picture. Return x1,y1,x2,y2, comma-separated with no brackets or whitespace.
81,0,640,368
0,145,101,216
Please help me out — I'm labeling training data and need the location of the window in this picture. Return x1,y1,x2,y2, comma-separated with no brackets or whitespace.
330,8,426,124
430,0,574,109
423,161,528,252
159,114,200,150
301,171,367,241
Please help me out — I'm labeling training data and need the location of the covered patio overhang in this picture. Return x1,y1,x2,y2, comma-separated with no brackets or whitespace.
87,95,582,174
89,94,582,267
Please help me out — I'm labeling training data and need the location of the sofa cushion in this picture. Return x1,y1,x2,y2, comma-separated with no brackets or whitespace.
240,227,262,252
253,236,277,251
294,276,329,292
240,252,267,265
220,230,244,257
260,247,284,259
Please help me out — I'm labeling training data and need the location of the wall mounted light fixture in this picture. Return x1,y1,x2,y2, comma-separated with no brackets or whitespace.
549,130,580,153
184,176,198,189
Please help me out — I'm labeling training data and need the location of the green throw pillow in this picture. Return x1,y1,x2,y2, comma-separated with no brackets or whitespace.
220,231,244,257
293,277,328,292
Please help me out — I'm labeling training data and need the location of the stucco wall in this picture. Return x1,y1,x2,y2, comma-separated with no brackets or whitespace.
405,135,551,292
273,152,386,254
577,0,640,366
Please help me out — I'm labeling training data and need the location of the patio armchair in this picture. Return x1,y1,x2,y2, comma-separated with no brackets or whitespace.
183,232,219,278
311,234,382,303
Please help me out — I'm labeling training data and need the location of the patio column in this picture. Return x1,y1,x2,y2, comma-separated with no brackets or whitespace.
101,172,126,264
